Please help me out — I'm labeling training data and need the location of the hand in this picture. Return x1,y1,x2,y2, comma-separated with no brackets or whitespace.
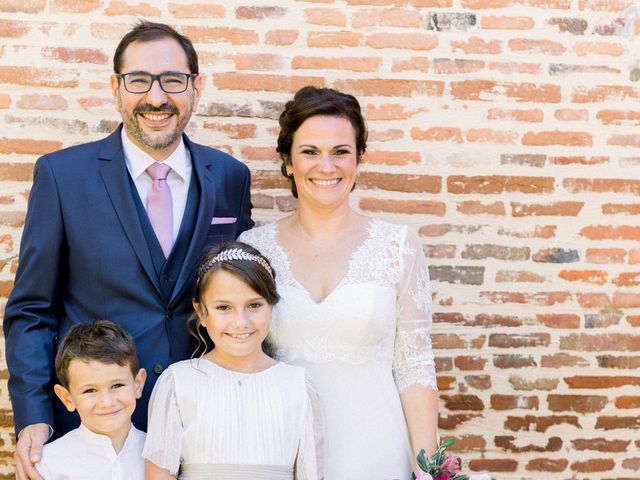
14,423,49,480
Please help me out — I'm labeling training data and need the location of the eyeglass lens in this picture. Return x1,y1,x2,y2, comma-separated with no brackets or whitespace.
123,73,189,93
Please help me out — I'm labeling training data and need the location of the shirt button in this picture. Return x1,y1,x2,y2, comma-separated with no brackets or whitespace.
153,364,163,374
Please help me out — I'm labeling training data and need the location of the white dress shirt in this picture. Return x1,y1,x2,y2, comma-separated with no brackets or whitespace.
121,128,192,244
36,423,145,480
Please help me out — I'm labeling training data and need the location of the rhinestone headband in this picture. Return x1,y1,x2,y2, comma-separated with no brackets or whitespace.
197,248,274,281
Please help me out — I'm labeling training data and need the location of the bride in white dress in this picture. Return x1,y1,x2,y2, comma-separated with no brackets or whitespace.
240,86,438,479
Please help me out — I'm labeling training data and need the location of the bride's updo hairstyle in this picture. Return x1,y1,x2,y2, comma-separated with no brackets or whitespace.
277,85,368,198
190,241,279,356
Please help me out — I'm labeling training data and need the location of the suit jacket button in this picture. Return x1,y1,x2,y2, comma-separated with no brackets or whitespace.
153,364,163,374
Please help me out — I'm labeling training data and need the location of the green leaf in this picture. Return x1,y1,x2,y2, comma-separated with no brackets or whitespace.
440,438,455,449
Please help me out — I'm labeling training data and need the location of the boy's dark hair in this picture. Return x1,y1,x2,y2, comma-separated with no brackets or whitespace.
55,320,139,388
113,20,199,74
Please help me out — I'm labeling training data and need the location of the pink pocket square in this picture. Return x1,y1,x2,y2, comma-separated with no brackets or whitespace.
211,216,237,225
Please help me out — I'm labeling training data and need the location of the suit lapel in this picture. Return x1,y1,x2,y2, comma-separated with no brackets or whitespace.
170,135,217,305
98,126,163,298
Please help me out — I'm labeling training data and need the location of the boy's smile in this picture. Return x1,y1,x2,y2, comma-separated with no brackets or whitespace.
54,360,146,452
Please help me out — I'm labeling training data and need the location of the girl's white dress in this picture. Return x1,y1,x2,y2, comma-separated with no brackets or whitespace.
240,219,437,480
143,359,323,479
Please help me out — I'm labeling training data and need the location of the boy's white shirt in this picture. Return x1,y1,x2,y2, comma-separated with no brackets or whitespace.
35,423,145,480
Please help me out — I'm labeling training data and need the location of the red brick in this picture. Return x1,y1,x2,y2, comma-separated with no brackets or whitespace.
491,394,539,410
468,459,517,472
596,416,640,430
0,163,33,182
0,67,78,88
353,8,422,28
528,0,571,8
358,172,440,193
42,47,108,65
495,270,545,282
580,225,640,241
570,458,614,472
182,27,258,45
366,32,438,50
168,2,224,18
235,54,283,71
368,129,403,142
433,58,483,74
304,8,347,26
359,198,446,215
265,30,298,46
461,0,522,7
509,38,566,55
565,177,640,195
541,353,589,368
307,31,362,48
202,123,256,140
574,41,625,57
550,155,607,165
438,413,481,429
104,1,161,16
613,272,640,287
0,0,44,12
424,245,456,259
335,78,443,97
510,376,560,391
0,138,62,155
630,249,640,264
16,94,67,111
537,314,581,329
451,79,496,100
488,108,543,122
562,333,640,352
489,61,540,74
392,57,429,73
505,82,562,103
481,15,534,29
522,130,592,146
457,201,505,215
0,19,29,37
442,394,484,410
451,36,501,55
0,94,10,109
411,127,462,143
511,201,583,217
251,193,275,210
292,56,380,72
250,170,287,190
559,269,607,285
501,153,545,167
213,73,324,93
489,333,550,348
526,458,568,472
548,394,608,413
585,248,626,264
623,456,640,469
597,109,640,125
362,150,421,165
366,103,423,120
615,396,640,409
455,356,487,370
90,22,128,40
572,85,640,103
448,175,554,194
555,109,588,121
608,134,640,148
235,6,286,19
467,128,518,144
579,0,634,11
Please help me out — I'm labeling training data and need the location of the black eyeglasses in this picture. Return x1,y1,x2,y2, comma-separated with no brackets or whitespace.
115,72,196,94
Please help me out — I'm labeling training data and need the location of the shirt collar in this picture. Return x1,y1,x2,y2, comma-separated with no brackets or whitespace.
77,422,135,454
121,127,188,181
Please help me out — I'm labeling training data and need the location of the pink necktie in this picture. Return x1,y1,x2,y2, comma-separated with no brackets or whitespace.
146,162,173,258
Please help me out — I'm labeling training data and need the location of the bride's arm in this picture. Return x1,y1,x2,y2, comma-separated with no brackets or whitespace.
393,227,439,458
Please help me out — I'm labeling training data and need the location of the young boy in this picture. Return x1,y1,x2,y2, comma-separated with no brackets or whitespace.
35,320,147,479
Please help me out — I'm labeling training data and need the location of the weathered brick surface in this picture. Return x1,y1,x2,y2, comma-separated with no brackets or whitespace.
1,1,640,478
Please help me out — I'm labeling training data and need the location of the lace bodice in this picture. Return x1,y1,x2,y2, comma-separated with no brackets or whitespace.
239,219,437,392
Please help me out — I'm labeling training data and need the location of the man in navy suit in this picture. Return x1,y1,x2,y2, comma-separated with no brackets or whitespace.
4,21,253,479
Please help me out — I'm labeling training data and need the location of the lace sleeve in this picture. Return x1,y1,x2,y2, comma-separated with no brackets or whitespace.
142,367,183,475
296,376,325,480
392,228,438,393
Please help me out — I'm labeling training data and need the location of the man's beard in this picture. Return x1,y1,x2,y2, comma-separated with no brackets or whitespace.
119,99,192,151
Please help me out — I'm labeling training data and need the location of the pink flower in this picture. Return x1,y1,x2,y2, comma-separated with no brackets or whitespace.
414,471,433,480
441,455,461,475
434,476,448,480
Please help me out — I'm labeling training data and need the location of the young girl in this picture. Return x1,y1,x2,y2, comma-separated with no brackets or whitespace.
143,241,323,479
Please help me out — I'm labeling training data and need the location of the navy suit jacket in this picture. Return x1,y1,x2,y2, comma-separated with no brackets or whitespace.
4,125,253,438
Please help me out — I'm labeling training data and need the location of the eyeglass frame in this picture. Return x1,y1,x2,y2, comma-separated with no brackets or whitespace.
114,71,198,94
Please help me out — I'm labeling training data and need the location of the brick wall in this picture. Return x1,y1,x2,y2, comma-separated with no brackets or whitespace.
1,1,639,478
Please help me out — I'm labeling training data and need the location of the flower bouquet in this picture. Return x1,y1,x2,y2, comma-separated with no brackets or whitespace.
412,438,467,480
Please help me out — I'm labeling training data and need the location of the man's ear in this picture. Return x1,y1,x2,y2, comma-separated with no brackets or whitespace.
53,384,76,413
192,74,204,104
134,368,147,399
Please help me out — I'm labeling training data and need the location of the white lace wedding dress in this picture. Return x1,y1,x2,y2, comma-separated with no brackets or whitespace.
240,219,436,479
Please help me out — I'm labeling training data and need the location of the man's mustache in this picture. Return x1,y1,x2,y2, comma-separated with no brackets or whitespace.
133,104,178,116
